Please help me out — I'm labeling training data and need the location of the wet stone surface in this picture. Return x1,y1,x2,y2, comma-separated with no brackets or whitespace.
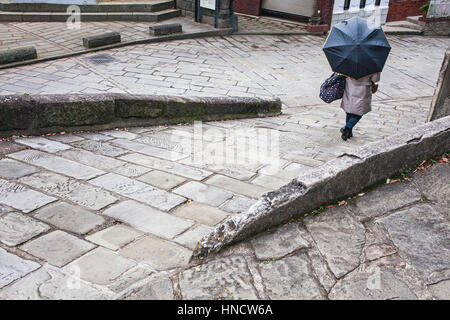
0,32,448,299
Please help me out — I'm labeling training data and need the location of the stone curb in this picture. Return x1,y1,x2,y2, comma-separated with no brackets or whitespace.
0,93,282,137
193,115,450,258
0,28,233,70
0,46,37,65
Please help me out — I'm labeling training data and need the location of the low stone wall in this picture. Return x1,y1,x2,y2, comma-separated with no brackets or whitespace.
193,115,450,257
0,93,281,137
428,47,450,121
422,17,450,36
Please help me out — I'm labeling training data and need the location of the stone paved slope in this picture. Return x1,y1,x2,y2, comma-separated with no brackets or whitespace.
0,34,449,299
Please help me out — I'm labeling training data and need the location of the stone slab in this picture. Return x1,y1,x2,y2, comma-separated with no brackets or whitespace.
0,247,40,289
34,202,105,235
120,277,174,300
304,206,366,279
64,247,136,286
205,174,271,199
20,230,96,268
59,148,125,171
107,266,154,294
0,212,50,246
174,225,214,250
0,178,56,213
219,195,256,214
120,235,192,271
72,140,128,157
411,163,450,209
251,222,309,260
352,181,422,221
111,138,187,162
0,141,25,156
18,172,117,210
103,200,193,239
111,163,151,178
9,149,104,180
119,153,213,181
377,204,450,284
172,202,228,227
137,170,186,190
173,181,233,207
85,225,143,251
89,173,186,211
179,256,258,299
0,158,39,179
428,280,450,300
0,265,112,300
14,137,72,153
329,267,417,300
259,253,324,300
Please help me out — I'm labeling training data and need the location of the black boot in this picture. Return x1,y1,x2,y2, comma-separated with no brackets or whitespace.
341,127,352,141
340,127,353,138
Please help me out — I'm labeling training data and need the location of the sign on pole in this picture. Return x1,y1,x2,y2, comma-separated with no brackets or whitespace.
200,0,216,10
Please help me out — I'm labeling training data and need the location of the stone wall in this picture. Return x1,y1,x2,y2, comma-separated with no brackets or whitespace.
423,17,450,36
0,93,281,137
428,47,450,121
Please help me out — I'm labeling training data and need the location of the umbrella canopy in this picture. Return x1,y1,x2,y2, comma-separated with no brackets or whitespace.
323,17,391,80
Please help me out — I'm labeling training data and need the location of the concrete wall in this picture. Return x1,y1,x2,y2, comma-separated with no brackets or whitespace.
428,47,450,122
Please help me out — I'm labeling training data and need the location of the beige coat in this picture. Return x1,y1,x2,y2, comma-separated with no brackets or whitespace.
340,72,381,116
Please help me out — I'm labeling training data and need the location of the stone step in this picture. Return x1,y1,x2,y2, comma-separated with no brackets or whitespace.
384,20,424,31
406,15,426,26
0,1,173,13
0,8,181,22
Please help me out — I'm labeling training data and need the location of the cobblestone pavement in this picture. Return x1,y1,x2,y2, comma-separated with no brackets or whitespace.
0,34,448,103
0,33,449,299
0,17,216,60
1,160,448,299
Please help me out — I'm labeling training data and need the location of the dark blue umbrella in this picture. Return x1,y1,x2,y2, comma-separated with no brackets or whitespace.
323,17,391,79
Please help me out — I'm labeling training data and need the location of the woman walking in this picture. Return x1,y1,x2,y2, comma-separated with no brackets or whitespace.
322,17,391,140
340,72,380,140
